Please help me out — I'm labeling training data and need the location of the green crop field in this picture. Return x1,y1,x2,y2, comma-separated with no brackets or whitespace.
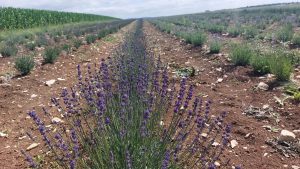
0,7,117,30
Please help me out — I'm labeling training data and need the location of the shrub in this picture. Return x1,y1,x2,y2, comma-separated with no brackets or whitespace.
190,32,207,47
269,52,293,81
25,42,36,51
250,54,271,75
73,39,82,49
230,43,253,66
86,34,97,44
0,44,18,57
227,26,241,37
43,47,60,64
36,35,48,47
276,24,294,42
292,34,300,47
15,55,35,75
243,26,258,39
209,41,221,54
97,29,109,39
207,24,224,34
62,44,71,52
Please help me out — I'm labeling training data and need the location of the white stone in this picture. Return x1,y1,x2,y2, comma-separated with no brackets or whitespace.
201,133,208,138
216,67,222,72
31,94,38,98
57,78,65,81
217,78,223,83
262,104,270,109
292,165,300,169
45,79,56,86
279,130,296,142
51,117,64,123
296,75,300,79
257,82,269,91
214,161,221,167
26,143,40,151
0,131,8,137
212,142,220,147
230,140,238,148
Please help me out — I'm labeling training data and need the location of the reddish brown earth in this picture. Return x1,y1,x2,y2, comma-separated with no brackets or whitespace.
143,21,300,169
0,22,135,169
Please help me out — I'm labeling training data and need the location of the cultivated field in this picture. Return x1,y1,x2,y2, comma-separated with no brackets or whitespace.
0,3,299,169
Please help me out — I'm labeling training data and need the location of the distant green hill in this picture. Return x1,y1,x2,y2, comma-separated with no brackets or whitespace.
0,7,118,30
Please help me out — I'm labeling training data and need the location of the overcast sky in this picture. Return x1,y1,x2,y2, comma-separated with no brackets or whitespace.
0,0,297,18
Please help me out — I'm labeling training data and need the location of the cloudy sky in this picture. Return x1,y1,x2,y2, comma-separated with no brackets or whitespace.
0,0,297,18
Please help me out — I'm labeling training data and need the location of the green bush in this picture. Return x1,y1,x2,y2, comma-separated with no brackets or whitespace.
209,41,221,54
243,26,258,39
25,42,36,51
250,54,271,75
62,44,71,53
43,47,60,64
227,26,241,37
269,52,292,81
36,35,48,47
97,29,109,39
189,32,207,47
0,45,18,57
229,43,253,66
292,34,300,47
207,24,224,34
276,24,294,42
86,34,97,44
73,39,82,49
15,55,35,75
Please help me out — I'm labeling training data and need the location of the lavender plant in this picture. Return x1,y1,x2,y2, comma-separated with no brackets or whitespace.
25,20,232,169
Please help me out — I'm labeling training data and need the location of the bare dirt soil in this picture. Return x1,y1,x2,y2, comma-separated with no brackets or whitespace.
0,22,135,169
143,21,300,169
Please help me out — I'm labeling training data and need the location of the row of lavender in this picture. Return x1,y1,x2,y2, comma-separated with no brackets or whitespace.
25,20,235,169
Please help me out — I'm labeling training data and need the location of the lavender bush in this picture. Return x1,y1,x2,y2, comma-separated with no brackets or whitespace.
25,20,232,169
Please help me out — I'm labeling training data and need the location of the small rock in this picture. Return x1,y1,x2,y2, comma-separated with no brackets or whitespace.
214,161,221,167
216,67,222,72
216,78,223,83
230,140,238,148
0,131,8,137
212,142,220,147
279,130,296,142
26,143,40,151
296,75,300,79
51,117,64,124
283,165,288,168
262,104,270,110
257,82,269,91
57,78,65,81
292,165,300,169
263,153,268,157
31,94,38,98
201,133,208,138
45,79,56,86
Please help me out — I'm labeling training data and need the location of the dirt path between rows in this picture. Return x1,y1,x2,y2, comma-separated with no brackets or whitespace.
143,21,299,169
0,22,135,169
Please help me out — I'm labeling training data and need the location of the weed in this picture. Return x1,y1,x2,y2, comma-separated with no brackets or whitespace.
276,24,294,42
230,43,253,66
269,51,292,81
25,42,36,51
189,32,207,46
0,44,18,57
86,34,97,44
209,41,221,54
250,54,271,75
15,55,35,75
43,47,60,64
73,39,82,49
